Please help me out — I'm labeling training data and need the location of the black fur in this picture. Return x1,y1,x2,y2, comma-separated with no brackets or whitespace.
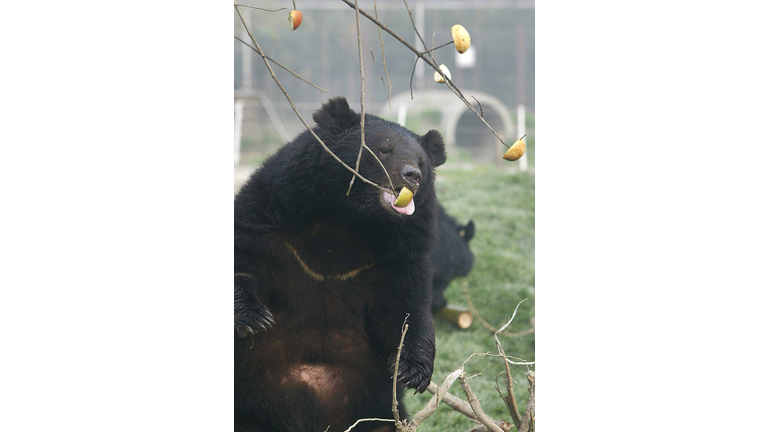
430,205,475,312
234,97,445,432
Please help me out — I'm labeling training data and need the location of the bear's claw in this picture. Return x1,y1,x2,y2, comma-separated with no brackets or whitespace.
235,304,275,338
395,357,432,394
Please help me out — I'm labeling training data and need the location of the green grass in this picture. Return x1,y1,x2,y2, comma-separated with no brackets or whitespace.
405,164,535,431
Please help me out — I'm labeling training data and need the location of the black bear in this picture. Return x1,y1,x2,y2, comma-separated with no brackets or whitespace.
430,206,475,312
234,97,445,432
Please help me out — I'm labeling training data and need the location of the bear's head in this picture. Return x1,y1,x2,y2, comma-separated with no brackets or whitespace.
311,97,447,223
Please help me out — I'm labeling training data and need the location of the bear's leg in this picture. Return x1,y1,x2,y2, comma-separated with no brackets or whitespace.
234,274,274,338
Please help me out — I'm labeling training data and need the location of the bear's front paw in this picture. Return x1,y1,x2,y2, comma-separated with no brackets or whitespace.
234,302,275,338
395,356,433,394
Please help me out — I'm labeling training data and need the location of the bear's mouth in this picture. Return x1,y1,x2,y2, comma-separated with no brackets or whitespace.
381,187,415,216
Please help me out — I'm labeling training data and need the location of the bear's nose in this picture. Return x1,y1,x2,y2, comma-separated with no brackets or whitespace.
401,165,422,187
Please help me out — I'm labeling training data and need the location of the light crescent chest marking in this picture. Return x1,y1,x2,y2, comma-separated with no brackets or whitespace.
284,242,375,282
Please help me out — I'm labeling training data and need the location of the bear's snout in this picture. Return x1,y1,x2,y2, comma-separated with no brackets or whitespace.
401,165,422,189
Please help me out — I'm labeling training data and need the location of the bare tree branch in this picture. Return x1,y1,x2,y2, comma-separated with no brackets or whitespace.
425,380,479,423
410,369,465,428
347,0,367,195
494,300,527,428
234,3,388,193
391,318,409,429
458,371,505,432
460,279,534,338
518,372,535,432
234,35,327,93
342,418,396,432
464,420,512,432
338,0,510,148
375,0,392,110
402,0,434,62
422,40,453,55
236,4,286,12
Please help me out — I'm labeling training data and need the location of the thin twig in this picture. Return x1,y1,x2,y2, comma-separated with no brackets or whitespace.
494,300,528,428
391,317,409,428
458,371,505,432
422,40,453,54
403,0,434,62
363,144,397,194
411,369,466,428
465,351,535,366
460,279,534,338
403,0,432,99
471,96,484,117
236,4,286,12
465,420,512,432
234,4,387,193
518,372,535,432
291,0,296,10
342,418,396,432
338,0,509,148
234,35,328,93
424,380,479,423
346,0,367,196
409,57,419,99
375,0,392,110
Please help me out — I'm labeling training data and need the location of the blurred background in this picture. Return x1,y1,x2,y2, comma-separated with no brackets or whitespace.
235,1,534,430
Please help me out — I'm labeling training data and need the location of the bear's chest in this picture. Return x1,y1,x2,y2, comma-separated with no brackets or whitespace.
276,221,378,280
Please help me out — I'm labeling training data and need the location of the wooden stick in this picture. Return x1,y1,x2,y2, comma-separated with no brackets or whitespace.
236,4,285,12
374,0,392,110
465,420,512,432
342,418,396,432
391,318,409,429
519,372,535,432
411,368,465,428
425,380,479,422
458,371,505,432
494,300,527,428
436,305,473,329
347,0,367,195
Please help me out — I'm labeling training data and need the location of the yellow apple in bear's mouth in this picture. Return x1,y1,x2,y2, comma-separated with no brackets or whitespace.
393,187,414,208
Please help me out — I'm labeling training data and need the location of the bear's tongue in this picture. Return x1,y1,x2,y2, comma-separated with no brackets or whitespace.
382,191,415,215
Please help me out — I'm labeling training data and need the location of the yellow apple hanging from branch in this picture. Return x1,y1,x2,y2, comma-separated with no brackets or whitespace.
503,135,527,161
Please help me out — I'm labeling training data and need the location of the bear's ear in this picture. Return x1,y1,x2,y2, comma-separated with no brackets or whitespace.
422,129,447,167
312,97,359,133
460,220,475,243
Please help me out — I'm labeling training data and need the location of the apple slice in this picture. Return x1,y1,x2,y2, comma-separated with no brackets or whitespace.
288,10,302,30
393,187,414,207
502,137,526,161
433,64,452,83
451,25,471,54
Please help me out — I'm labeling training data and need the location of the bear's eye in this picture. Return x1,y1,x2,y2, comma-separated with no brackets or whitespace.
379,148,389,156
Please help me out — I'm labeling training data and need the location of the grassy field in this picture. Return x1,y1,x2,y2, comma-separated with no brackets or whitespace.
405,162,535,431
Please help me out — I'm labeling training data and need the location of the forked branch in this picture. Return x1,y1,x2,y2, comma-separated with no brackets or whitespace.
234,3,388,193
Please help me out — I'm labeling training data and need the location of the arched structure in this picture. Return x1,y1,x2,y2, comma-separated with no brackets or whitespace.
382,90,515,159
